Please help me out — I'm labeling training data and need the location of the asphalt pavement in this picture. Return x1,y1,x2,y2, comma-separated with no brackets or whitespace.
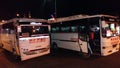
0,48,120,68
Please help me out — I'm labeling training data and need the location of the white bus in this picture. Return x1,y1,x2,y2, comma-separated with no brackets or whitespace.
49,14,120,57
0,18,50,61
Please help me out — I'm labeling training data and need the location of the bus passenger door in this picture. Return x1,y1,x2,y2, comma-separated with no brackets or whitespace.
89,25,101,54
78,34,88,53
78,25,88,55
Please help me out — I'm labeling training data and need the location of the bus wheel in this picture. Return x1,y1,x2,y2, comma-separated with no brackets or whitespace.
82,49,91,58
51,42,58,53
51,42,58,50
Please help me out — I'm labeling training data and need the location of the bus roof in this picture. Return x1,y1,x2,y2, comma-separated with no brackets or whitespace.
48,14,118,23
7,18,48,23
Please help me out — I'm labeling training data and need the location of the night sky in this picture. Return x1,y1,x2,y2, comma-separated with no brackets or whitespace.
0,0,120,20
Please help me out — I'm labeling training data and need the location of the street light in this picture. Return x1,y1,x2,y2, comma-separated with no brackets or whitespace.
16,13,20,18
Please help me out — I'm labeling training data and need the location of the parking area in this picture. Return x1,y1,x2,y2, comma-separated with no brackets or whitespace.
0,48,120,68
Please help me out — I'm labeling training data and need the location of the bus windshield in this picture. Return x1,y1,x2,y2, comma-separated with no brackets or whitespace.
102,21,119,37
19,25,49,37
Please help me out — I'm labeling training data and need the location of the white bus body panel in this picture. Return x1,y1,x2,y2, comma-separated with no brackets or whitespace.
78,39,88,53
51,33,88,53
1,33,50,61
1,34,20,55
101,36,119,56
19,36,50,61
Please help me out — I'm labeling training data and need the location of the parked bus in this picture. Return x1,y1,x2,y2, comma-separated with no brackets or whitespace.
0,18,50,61
48,14,120,57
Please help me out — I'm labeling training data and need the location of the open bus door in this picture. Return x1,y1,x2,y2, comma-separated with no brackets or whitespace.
89,25,101,54
78,25,91,58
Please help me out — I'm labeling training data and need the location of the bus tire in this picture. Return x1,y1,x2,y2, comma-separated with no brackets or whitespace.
51,42,58,50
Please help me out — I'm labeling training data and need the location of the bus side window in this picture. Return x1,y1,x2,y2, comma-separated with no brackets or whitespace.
51,26,60,33
10,30,15,34
71,26,77,32
61,26,70,33
79,25,87,41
